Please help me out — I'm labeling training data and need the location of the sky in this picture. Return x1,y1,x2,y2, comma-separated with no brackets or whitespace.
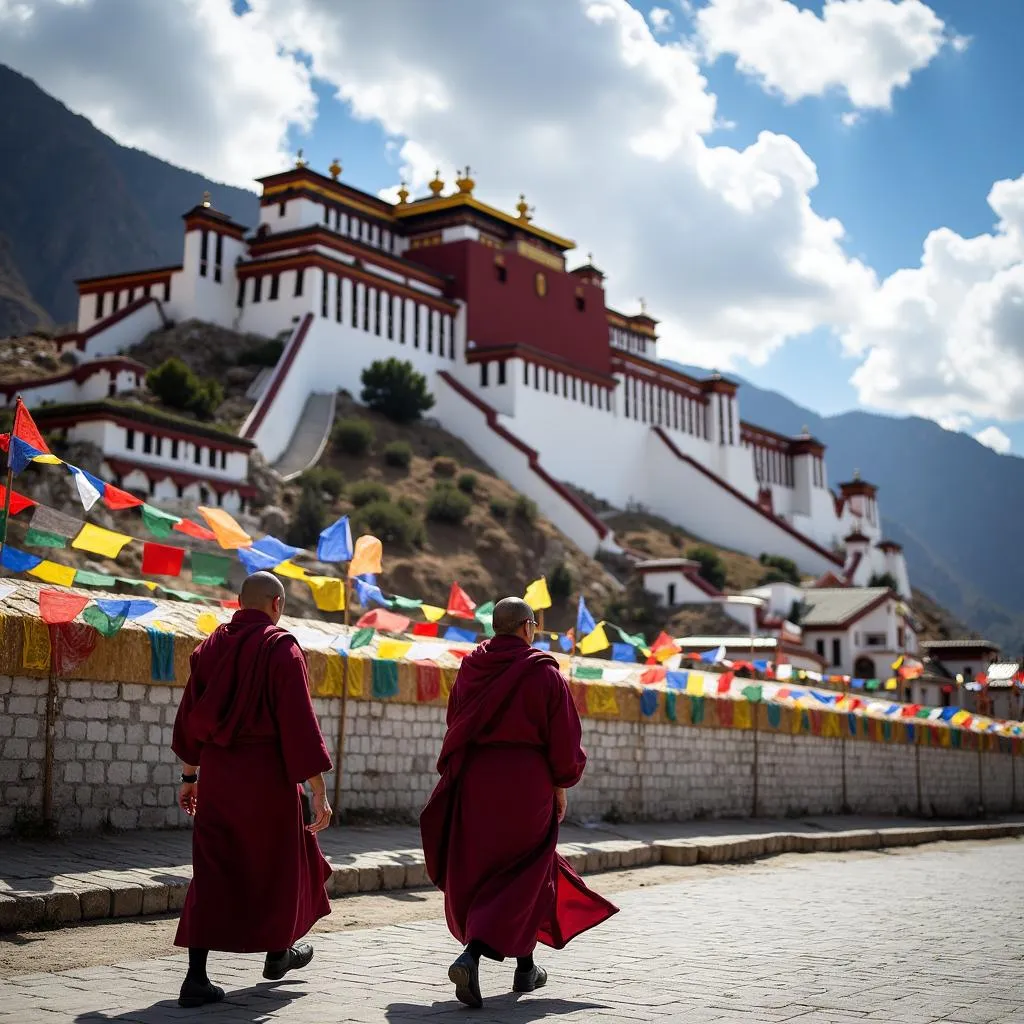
1,0,1023,453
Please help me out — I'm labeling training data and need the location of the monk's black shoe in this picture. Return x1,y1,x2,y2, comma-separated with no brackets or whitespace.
263,942,314,981
448,950,483,1009
513,964,548,993
177,978,225,1008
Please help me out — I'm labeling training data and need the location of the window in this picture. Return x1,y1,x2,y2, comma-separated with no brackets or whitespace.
544,368,550,393
94,293,105,319
164,280,171,301
321,272,329,318
155,437,163,457
323,204,330,224
387,294,394,338
576,294,585,312
571,377,577,400
340,212,348,235
363,287,371,332
375,289,382,336
194,446,202,465
108,380,116,398
533,364,540,389
269,274,280,301
897,627,905,648
294,268,304,297
125,429,135,451
413,305,421,348
220,451,227,470
427,310,434,353
352,282,359,328
498,361,507,385
171,440,179,460
495,263,507,283
209,448,217,468
112,291,120,313
236,279,245,308
142,433,153,454
336,276,343,323
144,284,152,298
524,362,530,385
398,296,406,343
831,638,841,667
252,276,262,303
176,484,184,499
480,362,489,387
279,200,286,217
815,639,825,658
214,233,223,283
371,225,380,247
667,583,676,605
199,229,209,277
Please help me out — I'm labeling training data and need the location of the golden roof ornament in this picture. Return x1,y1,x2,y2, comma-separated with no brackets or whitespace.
639,297,647,315
428,169,445,197
516,193,532,222
295,148,307,168
396,181,410,205
201,191,212,208
455,165,475,195
328,157,342,180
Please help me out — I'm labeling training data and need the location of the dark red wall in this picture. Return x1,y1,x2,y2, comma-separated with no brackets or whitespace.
411,240,611,377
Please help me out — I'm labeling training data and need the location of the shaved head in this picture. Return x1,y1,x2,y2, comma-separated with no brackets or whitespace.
492,597,536,637
240,571,286,622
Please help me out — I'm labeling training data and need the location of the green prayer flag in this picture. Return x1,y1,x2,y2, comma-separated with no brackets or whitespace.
74,569,118,588
914,707,932,719
613,624,646,648
371,659,400,699
160,588,205,602
575,666,604,680
690,695,705,725
350,627,374,650
474,600,495,638
741,684,763,704
391,595,424,610
766,703,782,728
190,552,232,587
25,527,68,548
865,679,880,691
665,691,678,723
82,604,127,638
141,503,181,539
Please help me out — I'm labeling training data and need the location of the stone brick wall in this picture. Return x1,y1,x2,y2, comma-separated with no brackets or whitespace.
2,675,1021,835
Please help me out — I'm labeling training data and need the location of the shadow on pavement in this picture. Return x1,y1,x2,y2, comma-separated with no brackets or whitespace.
385,996,607,1021
73,983,306,1022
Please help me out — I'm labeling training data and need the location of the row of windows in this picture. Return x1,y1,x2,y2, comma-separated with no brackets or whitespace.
276,198,397,255
751,444,795,489
716,395,736,446
198,229,225,283
812,456,824,488
476,360,613,411
112,472,244,510
610,328,650,354
623,375,708,438
492,262,588,311
93,280,172,320
125,428,229,470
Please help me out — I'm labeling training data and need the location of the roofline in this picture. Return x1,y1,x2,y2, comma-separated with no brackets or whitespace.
800,589,895,630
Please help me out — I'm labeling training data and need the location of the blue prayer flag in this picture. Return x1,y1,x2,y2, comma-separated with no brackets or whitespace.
558,633,573,653
576,596,596,637
851,678,865,689
80,469,108,499
251,535,301,563
939,707,958,722
640,689,659,717
532,640,551,651
238,547,279,574
0,545,42,572
96,599,156,620
148,627,175,681
9,437,43,475
354,578,389,607
611,643,636,663
700,645,726,664
317,515,353,563
666,670,689,691
444,626,476,643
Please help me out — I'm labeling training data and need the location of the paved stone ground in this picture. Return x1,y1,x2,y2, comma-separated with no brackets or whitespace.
1,839,1023,1023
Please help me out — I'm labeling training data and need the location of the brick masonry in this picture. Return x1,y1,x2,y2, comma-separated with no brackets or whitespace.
2,675,1022,835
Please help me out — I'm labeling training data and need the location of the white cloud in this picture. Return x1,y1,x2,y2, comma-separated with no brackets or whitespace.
0,0,316,187
648,6,673,33
845,174,1024,423
840,111,862,128
974,426,1012,455
696,0,952,110
939,413,972,433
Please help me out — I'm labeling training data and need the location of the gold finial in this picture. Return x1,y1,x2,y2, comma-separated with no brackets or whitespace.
428,168,445,197
455,165,475,194
397,181,410,204
328,157,342,180
853,468,861,480
801,424,810,436
201,191,211,208
639,297,647,314
587,251,594,265
295,147,307,168
516,193,532,222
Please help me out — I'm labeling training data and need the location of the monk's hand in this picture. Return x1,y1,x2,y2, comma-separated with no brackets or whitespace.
555,787,567,823
178,782,198,816
307,790,332,834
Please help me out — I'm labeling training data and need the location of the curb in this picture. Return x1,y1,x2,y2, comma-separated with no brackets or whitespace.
3,822,1022,934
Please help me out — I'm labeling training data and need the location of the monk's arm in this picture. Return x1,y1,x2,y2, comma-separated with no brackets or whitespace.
272,640,334,785
545,667,587,789
171,652,204,767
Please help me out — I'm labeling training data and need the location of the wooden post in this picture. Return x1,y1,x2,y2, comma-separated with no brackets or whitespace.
537,609,545,634
0,397,17,559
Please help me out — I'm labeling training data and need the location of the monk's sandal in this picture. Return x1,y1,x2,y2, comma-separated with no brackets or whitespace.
449,950,483,1009
263,942,314,980
513,965,548,993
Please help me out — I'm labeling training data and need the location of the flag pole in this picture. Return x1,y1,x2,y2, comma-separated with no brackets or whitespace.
0,396,20,560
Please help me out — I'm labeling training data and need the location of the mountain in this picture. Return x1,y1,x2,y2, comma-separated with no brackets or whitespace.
0,65,258,333
667,361,1024,653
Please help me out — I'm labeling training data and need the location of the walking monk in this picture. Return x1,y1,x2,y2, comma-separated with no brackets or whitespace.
171,571,334,1008
420,596,618,1008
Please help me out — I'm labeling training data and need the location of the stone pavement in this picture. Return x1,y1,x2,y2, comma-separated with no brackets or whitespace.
2,838,1023,1023
3,815,1024,932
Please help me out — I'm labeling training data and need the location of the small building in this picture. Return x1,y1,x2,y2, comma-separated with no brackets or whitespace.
970,662,1020,721
919,639,1001,686
0,357,145,409
634,558,723,606
674,635,828,675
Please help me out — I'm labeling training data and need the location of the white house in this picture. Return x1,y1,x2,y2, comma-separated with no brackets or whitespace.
919,639,1000,685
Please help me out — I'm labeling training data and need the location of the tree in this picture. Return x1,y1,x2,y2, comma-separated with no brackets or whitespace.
758,553,800,586
286,483,325,547
549,562,573,601
361,358,435,423
869,572,899,590
687,545,726,591
145,357,223,420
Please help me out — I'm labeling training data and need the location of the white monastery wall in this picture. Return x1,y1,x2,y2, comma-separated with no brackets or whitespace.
0,367,141,410
73,300,165,360
640,569,718,608
3,676,1019,836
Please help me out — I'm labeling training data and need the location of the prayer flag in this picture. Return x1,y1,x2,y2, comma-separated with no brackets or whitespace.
532,640,551,651
149,627,176,681
355,577,390,607
273,560,309,580
558,633,574,653
102,482,144,510
523,577,551,611
160,588,205,602
141,542,185,577
666,670,688,690
73,569,117,588
444,626,477,643
575,665,604,680
700,645,726,664
377,639,412,660
317,516,353,563
307,575,345,612
0,484,36,515
474,600,494,636
348,534,383,577
686,672,704,697
390,595,424,610
640,688,659,717
72,523,133,559
355,609,409,632
586,684,619,715
350,627,375,650
82,603,128,637
196,612,221,635
578,622,609,656
6,399,57,474
190,551,232,586
611,642,636,663
716,671,734,695
884,677,899,691
197,506,252,550
238,547,279,574
252,535,302,563
421,604,446,623
741,684,764,704
30,504,83,540
576,596,596,637
141,504,181,539
174,518,217,541
651,631,680,660
414,622,440,637
96,598,156,620
70,467,102,511
25,527,68,549
29,560,77,587
447,582,477,619
38,590,89,625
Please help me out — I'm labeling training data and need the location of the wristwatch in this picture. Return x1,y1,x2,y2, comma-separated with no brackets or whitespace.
180,772,198,783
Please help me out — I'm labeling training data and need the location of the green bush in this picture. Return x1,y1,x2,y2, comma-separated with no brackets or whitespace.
383,440,413,469
286,484,325,547
549,562,573,601
457,471,477,495
237,338,284,367
188,379,224,420
353,499,422,547
489,498,510,521
332,417,375,456
299,467,345,499
361,358,435,423
513,494,537,523
869,572,899,590
432,457,458,478
348,480,390,508
687,545,726,591
397,495,419,517
145,357,223,420
758,553,800,586
426,484,472,525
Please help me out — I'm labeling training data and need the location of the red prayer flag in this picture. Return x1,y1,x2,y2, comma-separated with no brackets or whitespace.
716,671,734,694
174,518,218,542
415,663,441,702
220,599,240,609
0,484,36,515
141,541,185,577
356,608,411,632
50,621,99,675
12,398,50,454
39,590,90,625
449,648,471,659
446,582,477,619
102,483,144,510
413,621,440,637
640,666,666,684
651,630,677,653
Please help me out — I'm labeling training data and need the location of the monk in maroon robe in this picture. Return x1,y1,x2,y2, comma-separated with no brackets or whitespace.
421,596,618,1008
171,572,334,1008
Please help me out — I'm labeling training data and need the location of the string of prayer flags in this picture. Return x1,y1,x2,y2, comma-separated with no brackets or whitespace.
174,518,217,541
446,582,476,620
355,577,390,608
190,551,232,586
0,484,36,515
5,398,61,474
100,481,144,511
391,595,425,611
306,575,345,612
348,534,383,577
576,596,596,637
38,590,90,625
82,603,128,637
198,506,252,550
251,535,301,563
72,523,133,559
523,577,551,611
651,631,680,662
699,644,726,664
74,570,116,590
29,560,77,587
141,542,185,577
141,504,181,539
474,600,494,636
577,621,609,656
318,515,353,563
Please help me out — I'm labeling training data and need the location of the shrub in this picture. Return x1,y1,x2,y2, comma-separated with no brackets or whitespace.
360,358,435,423
432,457,458,479
383,440,412,469
286,484,325,547
489,498,510,521
187,379,224,420
687,545,726,591
457,471,477,495
426,484,472,525
758,553,800,586
549,562,573,602
237,338,284,367
397,495,419,517
145,357,222,419
353,499,422,547
349,480,391,508
513,494,537,523
299,467,345,500
332,417,374,456
869,572,899,590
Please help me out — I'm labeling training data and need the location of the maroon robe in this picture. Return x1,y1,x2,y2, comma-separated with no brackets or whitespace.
172,609,333,953
420,634,618,957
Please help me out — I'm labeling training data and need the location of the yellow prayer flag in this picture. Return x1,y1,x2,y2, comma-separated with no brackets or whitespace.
274,560,309,580
420,604,446,623
348,535,383,578
347,657,366,698
523,577,552,611
306,576,345,612
585,684,619,716
31,453,64,466
822,712,842,738
577,622,609,656
196,612,221,635
198,506,252,550
377,639,412,661
884,677,899,691
22,618,51,670
686,672,704,697
319,651,345,697
71,523,134,559
440,666,457,699
734,700,752,729
29,560,77,587
952,710,971,726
